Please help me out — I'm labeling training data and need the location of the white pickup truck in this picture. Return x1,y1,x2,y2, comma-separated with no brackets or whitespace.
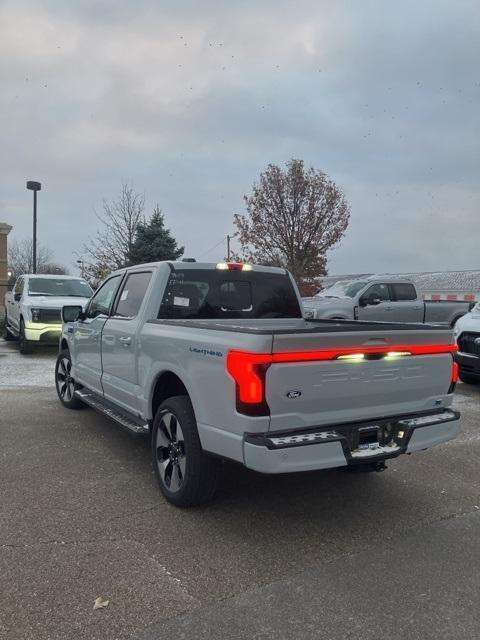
4,274,93,353
56,261,460,507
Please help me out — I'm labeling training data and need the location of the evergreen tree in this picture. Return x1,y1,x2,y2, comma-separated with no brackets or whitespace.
128,206,184,265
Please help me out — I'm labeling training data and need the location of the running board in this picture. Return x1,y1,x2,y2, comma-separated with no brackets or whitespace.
75,390,149,435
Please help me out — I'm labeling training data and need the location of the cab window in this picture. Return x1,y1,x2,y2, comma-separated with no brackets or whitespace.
391,283,417,301
86,275,122,319
113,272,152,318
14,277,24,295
361,283,390,304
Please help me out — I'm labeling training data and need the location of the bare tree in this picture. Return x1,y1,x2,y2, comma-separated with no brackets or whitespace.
81,182,145,277
7,239,68,281
232,159,350,291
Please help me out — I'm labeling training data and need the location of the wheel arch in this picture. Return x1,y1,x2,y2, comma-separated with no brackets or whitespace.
150,370,191,420
450,314,464,328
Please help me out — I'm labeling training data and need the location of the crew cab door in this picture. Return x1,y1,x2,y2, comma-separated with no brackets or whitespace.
389,282,424,323
73,274,123,393
357,283,392,321
100,271,153,414
7,276,24,332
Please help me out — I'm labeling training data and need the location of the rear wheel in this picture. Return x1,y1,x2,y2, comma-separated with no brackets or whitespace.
55,350,83,409
458,370,480,385
18,319,33,354
151,395,219,507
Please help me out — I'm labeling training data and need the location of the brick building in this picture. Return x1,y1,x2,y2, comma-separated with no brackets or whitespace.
0,222,13,317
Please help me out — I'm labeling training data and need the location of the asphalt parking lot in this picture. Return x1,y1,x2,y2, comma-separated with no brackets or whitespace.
1,338,480,640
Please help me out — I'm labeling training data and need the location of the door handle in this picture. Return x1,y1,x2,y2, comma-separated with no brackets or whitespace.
119,336,132,347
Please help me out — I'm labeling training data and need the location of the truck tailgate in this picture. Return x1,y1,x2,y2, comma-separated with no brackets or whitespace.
266,327,456,431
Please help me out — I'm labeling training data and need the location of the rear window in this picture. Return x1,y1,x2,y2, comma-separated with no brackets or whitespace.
391,283,417,301
158,269,301,319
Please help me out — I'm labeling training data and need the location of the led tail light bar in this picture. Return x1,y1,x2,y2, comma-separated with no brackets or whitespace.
226,343,458,416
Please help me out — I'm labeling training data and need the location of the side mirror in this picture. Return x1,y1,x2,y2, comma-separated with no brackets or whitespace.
369,295,382,306
14,292,22,302
62,305,83,323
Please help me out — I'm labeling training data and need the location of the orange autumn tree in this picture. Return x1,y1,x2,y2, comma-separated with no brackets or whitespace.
232,159,350,293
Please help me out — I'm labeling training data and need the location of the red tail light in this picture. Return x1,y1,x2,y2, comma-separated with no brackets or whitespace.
449,360,459,394
452,361,459,384
226,351,271,416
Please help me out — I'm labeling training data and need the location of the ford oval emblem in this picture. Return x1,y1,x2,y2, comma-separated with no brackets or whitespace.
286,390,302,399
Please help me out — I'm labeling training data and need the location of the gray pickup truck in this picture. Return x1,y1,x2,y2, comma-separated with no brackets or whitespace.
303,276,473,326
56,261,460,507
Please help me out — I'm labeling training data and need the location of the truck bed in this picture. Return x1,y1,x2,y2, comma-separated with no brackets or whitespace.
147,317,449,334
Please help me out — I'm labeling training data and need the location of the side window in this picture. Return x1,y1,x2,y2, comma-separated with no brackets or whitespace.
15,277,24,295
391,283,417,301
363,283,390,302
113,272,152,318
86,275,122,319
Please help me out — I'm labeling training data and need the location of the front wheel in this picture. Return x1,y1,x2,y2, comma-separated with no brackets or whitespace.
55,350,83,409
151,395,219,507
18,319,33,354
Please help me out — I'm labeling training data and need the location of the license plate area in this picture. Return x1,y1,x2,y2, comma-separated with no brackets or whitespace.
347,422,402,458
357,426,380,450
334,420,401,456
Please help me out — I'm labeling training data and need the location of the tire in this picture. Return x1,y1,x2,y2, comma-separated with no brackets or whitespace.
2,314,16,341
151,395,219,507
55,349,84,409
18,319,34,354
458,370,480,385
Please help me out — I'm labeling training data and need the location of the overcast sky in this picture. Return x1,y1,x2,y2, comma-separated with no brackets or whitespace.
1,0,479,276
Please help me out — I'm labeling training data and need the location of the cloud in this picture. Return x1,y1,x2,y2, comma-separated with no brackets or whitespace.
0,0,479,274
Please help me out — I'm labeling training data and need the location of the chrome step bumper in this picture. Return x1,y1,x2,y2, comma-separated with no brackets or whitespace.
243,409,460,474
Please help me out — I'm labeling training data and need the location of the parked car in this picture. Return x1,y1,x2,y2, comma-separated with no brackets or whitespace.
454,303,480,384
56,261,460,507
4,274,93,353
303,276,473,326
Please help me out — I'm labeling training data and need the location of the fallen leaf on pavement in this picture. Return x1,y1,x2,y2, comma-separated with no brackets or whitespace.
93,597,109,610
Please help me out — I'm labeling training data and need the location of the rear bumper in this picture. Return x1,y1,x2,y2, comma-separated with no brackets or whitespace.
243,409,460,474
455,352,480,377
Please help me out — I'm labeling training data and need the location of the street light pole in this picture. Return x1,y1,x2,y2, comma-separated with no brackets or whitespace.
76,259,85,278
26,181,42,274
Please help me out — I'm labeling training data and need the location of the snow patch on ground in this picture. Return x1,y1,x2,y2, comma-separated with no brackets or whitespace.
0,339,56,387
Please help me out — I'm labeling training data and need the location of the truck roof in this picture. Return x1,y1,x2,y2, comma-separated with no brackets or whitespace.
22,274,86,280
113,261,288,275
365,274,416,284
